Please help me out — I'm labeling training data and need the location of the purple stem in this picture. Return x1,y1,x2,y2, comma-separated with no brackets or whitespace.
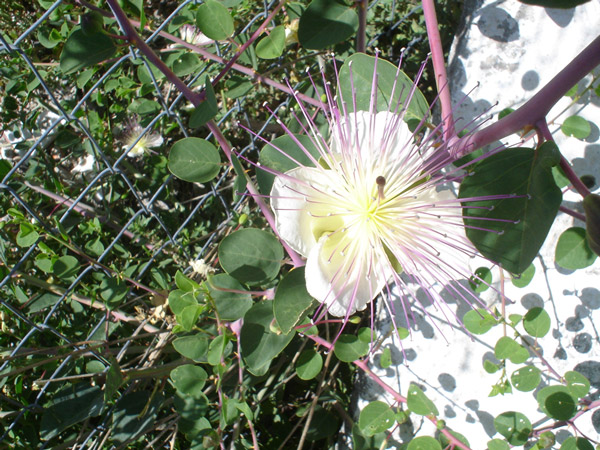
559,205,586,222
454,35,600,157
422,0,455,140
356,0,367,53
211,0,287,87
537,119,592,198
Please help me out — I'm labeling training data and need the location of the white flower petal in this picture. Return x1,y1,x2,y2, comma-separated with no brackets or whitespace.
305,233,388,317
270,166,334,257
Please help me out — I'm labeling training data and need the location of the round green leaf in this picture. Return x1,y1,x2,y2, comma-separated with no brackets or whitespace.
172,335,209,362
60,28,116,74
333,334,369,362
565,371,590,399
510,366,541,392
555,227,597,270
494,336,529,364
240,302,294,376
218,228,283,285
487,438,510,450
337,53,429,122
168,137,221,183
16,223,39,247
511,263,535,288
295,349,323,380
170,364,208,396
493,411,531,446
546,391,577,421
463,308,497,335
173,53,202,77
168,289,197,316
207,334,232,366
407,383,439,416
560,437,594,450
195,0,234,40
459,143,562,274
53,255,80,279
256,25,285,59
561,115,591,139
536,385,577,420
99,275,129,308
379,347,392,369
179,304,202,331
207,273,253,321
469,266,492,293
523,307,551,338
406,436,442,450
273,267,314,334
298,0,358,50
358,401,396,437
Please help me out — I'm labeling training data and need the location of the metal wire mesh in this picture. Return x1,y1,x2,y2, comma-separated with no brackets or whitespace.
0,0,422,446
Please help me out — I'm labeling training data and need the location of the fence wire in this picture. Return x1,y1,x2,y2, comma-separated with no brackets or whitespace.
0,0,420,447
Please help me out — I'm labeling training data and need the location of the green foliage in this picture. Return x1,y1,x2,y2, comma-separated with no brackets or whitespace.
555,227,598,269
298,0,358,50
337,53,429,121
256,25,286,59
493,411,531,446
60,28,116,74
358,401,396,436
460,143,563,274
407,383,439,416
168,137,222,183
195,0,234,40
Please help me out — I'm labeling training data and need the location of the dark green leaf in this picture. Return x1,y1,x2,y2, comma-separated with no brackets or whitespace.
298,0,358,49
207,273,253,321
240,302,294,375
60,28,116,74
218,228,283,285
273,267,315,334
295,349,323,380
560,437,594,450
337,53,429,122
190,77,218,128
112,391,163,445
40,383,104,440
537,385,577,420
459,143,562,274
493,411,531,446
196,0,234,40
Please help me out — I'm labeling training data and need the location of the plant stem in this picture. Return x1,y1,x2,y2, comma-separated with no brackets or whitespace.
356,0,368,53
422,0,455,140
454,35,600,156
211,0,288,87
559,205,586,222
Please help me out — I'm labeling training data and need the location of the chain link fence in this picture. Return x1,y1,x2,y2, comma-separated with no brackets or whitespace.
0,0,432,446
